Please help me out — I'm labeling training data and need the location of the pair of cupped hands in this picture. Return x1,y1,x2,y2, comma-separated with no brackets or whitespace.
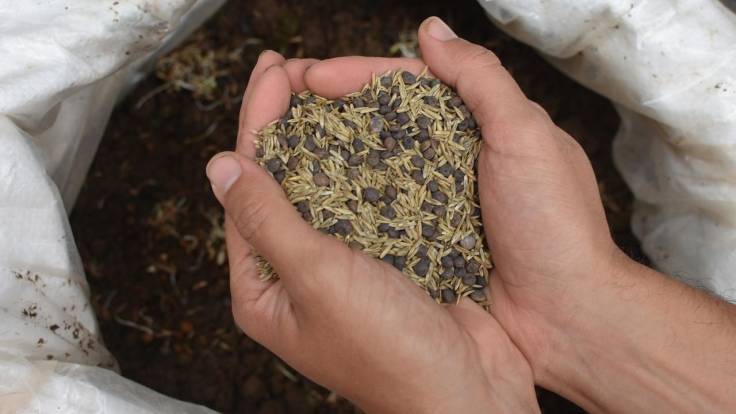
206,17,626,413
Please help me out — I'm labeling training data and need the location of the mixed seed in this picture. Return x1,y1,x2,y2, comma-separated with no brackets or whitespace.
255,69,491,305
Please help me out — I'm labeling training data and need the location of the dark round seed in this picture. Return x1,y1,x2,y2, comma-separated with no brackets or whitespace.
348,154,363,167
363,187,380,203
470,289,486,302
341,149,351,161
411,156,425,168
476,276,487,288
377,223,390,233
391,129,406,140
462,273,476,286
450,213,462,227
349,241,364,250
370,117,384,133
286,156,300,170
314,124,325,137
380,75,392,87
455,267,467,279
457,119,469,131
335,219,353,236
440,267,454,279
391,97,402,109
312,160,321,173
468,116,477,130
432,191,448,203
396,112,410,125
411,169,424,184
287,135,300,148
304,136,316,151
380,150,393,160
380,205,397,219
375,161,389,171
466,259,480,273
367,151,380,167
313,172,330,187
255,147,264,158
302,211,313,221
353,98,365,108
290,95,302,107
460,235,477,250
266,158,282,173
449,96,462,107
352,139,365,152
384,111,397,121
433,205,447,217
384,186,397,201
441,255,454,268
347,168,360,181
401,71,417,84
427,180,439,193
387,227,401,238
422,147,436,160
416,116,431,129
453,256,466,268
313,148,328,159
322,210,335,219
424,96,439,106
382,254,395,266
449,249,460,258
274,170,286,183
438,163,453,177
402,137,415,149
378,93,390,105
415,246,429,259
417,129,430,141
413,258,430,277
441,289,457,304
421,201,434,212
296,200,310,213
393,255,406,271
379,105,390,115
332,99,345,109
421,224,436,239
347,199,359,213
429,289,439,299
454,170,465,184
419,140,433,152
277,134,288,148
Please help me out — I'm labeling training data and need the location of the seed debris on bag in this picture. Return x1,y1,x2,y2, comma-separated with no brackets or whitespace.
255,69,491,305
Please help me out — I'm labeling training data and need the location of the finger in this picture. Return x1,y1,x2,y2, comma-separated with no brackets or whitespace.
241,50,285,112
206,151,350,292
224,216,273,305
236,64,291,157
417,17,548,140
284,58,320,93
304,56,425,98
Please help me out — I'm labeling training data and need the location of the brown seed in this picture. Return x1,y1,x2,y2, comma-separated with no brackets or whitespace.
424,96,439,106
347,199,359,213
370,117,384,133
416,116,431,129
380,75,392,87
438,163,453,177
450,213,462,227
312,160,321,173
382,254,395,266
304,135,316,151
432,205,447,217
469,289,486,302
335,219,353,236
266,158,282,173
255,147,264,158
440,267,454,279
348,154,363,167
459,235,476,250
396,112,410,125
431,191,448,203
462,273,476,286
449,96,462,107
363,187,380,203
378,93,390,105
313,148,328,159
427,180,439,193
384,111,397,121
441,289,457,304
367,151,380,167
377,223,390,233
322,209,335,219
274,170,286,184
380,205,397,219
391,129,406,140
384,186,397,201
422,147,436,160
453,256,466,268
287,135,300,148
411,169,424,184
413,257,430,277
417,129,430,141
313,172,330,187
349,241,364,250
466,259,480,273
352,138,365,152
296,200,310,213
419,140,433,152
402,137,415,149
286,155,300,170
411,156,425,168
416,244,429,257
277,134,288,148
393,255,406,271
421,224,436,239
387,227,401,238
476,276,488,288
401,71,417,84
347,168,360,181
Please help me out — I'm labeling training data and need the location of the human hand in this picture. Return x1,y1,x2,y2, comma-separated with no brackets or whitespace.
205,51,540,413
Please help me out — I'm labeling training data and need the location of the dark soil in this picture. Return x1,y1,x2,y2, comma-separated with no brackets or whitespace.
69,0,640,413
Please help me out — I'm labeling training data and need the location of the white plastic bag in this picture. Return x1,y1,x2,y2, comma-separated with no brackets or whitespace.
0,0,223,412
479,0,736,300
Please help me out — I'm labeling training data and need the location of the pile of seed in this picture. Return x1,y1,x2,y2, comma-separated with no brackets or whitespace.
255,70,491,305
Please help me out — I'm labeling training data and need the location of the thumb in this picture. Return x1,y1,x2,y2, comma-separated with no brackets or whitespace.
418,17,546,138
206,151,341,281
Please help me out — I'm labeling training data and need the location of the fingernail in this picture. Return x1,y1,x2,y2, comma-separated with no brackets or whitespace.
206,154,241,194
426,17,457,41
